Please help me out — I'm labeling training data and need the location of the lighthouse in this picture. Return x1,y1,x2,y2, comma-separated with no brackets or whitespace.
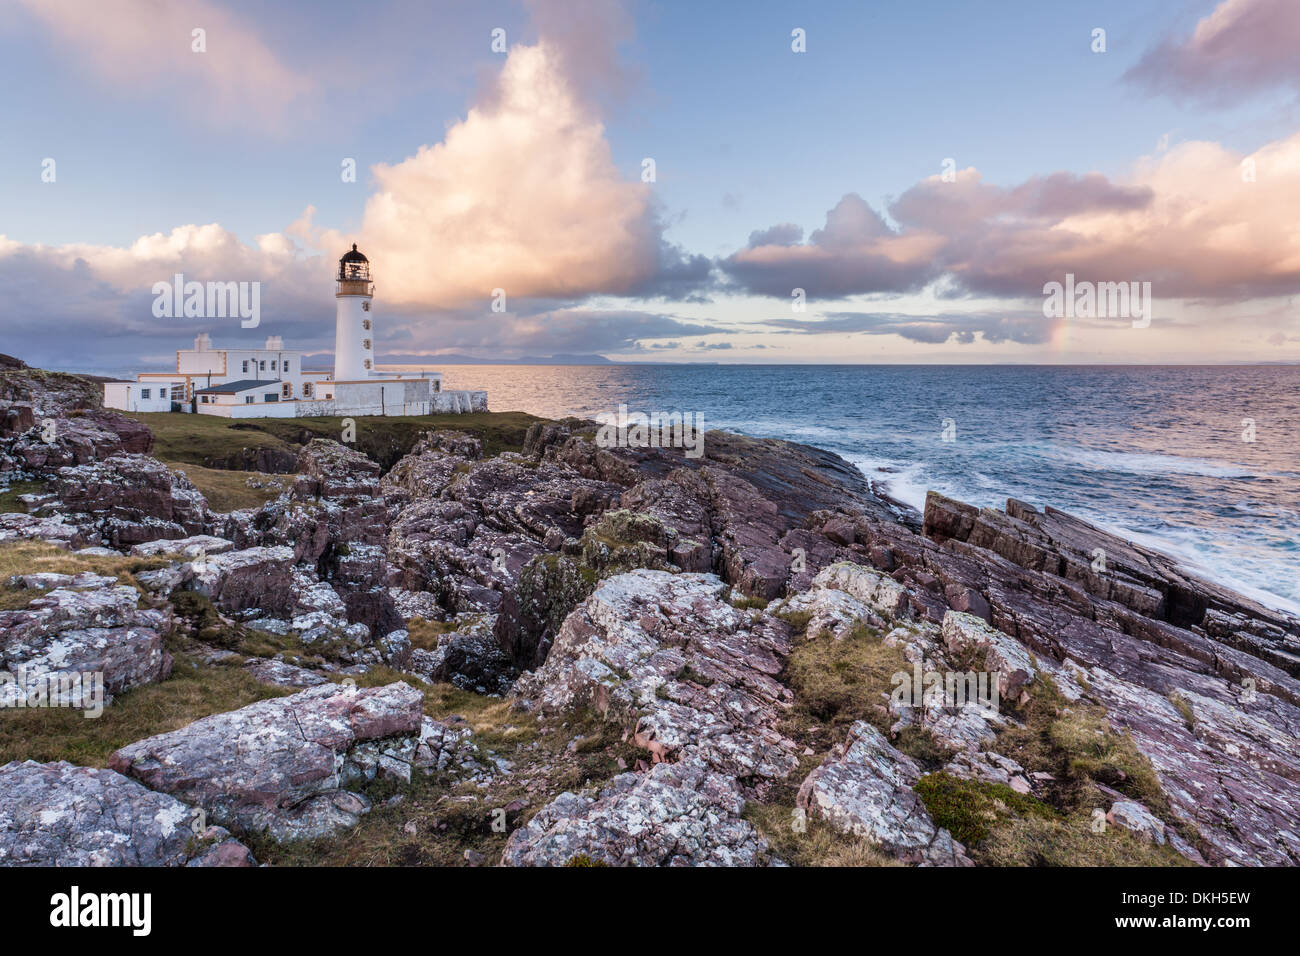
334,243,373,381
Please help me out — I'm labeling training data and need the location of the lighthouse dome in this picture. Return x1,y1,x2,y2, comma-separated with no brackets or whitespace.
337,243,371,282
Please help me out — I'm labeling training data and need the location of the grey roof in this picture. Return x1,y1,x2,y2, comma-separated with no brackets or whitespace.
194,379,283,395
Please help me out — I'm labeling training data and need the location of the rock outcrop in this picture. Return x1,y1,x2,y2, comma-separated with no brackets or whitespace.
108,682,425,841
797,720,971,866
0,761,254,866
0,580,173,706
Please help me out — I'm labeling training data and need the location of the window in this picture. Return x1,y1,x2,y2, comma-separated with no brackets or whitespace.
362,339,371,350
271,360,277,371
264,393,279,403
362,301,371,312
363,359,372,370
302,382,313,397
140,388,151,399
362,319,371,330
282,383,292,398
242,360,249,373
283,360,291,374
245,396,254,404
259,360,266,371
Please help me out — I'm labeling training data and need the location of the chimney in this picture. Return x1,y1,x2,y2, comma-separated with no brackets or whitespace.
265,335,283,350
194,333,212,351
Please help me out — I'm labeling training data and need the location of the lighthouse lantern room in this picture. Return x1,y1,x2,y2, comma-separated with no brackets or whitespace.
333,243,374,381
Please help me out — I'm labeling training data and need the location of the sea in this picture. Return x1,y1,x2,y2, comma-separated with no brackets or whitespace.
439,364,1300,614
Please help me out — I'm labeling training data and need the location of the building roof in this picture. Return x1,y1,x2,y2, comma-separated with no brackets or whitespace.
194,379,283,395
340,243,368,263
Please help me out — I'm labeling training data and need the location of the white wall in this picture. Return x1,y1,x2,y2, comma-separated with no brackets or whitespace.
196,395,299,418
331,379,432,417
179,347,308,394
103,382,178,413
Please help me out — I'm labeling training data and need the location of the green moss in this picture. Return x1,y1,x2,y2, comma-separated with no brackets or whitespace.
562,853,610,867
915,772,1058,847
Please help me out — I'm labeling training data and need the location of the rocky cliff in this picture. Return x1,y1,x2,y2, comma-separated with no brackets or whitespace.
0,365,1296,867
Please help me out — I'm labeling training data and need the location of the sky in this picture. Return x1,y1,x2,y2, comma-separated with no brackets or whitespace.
1,0,1299,371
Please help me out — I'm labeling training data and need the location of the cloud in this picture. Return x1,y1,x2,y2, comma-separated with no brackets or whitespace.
720,194,942,298
764,312,1060,346
1125,0,1300,105
724,130,1300,306
377,307,727,358
360,12,706,309
0,220,342,371
13,0,311,128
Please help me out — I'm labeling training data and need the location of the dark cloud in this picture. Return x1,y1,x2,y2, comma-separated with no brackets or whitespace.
747,223,803,247
720,194,938,298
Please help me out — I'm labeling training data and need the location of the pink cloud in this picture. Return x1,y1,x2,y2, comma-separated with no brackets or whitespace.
14,0,311,128
1126,0,1300,104
723,132,1300,304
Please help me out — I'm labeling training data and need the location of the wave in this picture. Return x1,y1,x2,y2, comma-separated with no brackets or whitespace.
846,456,1300,615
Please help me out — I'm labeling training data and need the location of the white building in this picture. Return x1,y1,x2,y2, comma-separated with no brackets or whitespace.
104,245,486,419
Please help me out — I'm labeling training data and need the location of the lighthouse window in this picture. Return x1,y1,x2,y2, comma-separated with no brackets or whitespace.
362,301,371,312
362,319,371,330
363,359,372,370
362,339,371,350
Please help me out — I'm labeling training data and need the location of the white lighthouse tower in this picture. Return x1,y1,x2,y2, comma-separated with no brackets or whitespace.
334,243,373,381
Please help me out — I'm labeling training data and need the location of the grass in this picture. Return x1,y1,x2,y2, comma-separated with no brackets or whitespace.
166,462,286,512
406,617,462,652
127,410,546,472
993,675,1169,815
0,480,44,514
124,411,297,470
1168,691,1197,732
244,674,651,867
0,540,176,581
0,652,287,767
744,800,901,867
781,620,946,766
